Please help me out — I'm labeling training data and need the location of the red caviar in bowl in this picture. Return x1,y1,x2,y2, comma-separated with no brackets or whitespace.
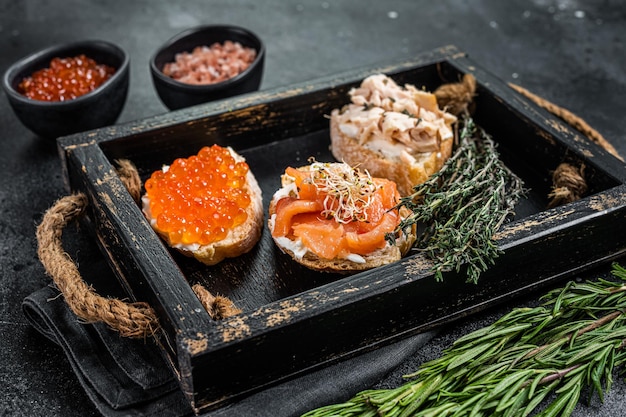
18,54,115,101
144,145,251,246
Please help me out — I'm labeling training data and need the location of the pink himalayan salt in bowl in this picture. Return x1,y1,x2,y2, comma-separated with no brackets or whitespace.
150,25,265,110
163,41,257,85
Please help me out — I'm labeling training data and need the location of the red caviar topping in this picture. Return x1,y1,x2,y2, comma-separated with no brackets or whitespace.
18,54,115,101
144,145,251,246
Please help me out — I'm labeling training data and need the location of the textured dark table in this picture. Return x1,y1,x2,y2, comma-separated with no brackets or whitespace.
1,1,625,416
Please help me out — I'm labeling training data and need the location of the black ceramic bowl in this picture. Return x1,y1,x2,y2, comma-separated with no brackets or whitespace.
150,25,265,110
2,40,129,138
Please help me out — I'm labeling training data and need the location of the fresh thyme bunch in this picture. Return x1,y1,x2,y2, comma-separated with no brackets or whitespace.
392,116,525,283
302,263,626,417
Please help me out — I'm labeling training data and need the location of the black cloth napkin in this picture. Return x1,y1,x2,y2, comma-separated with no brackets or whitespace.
23,285,436,417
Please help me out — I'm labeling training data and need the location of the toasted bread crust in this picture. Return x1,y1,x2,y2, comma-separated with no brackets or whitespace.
274,240,408,273
329,114,454,197
143,149,263,266
268,165,416,273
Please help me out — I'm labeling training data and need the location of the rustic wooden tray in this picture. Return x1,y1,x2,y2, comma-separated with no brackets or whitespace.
58,45,626,413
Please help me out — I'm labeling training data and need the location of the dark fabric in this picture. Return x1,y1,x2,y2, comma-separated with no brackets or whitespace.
23,285,436,417
23,285,191,417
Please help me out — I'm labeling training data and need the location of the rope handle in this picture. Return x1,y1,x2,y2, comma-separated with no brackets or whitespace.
35,75,620,338
508,83,623,162
435,74,622,206
36,161,240,338
508,82,623,207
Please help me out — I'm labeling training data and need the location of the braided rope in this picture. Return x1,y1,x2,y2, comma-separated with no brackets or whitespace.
509,82,622,207
192,284,242,321
434,73,477,116
36,160,240,338
509,83,622,162
36,193,159,338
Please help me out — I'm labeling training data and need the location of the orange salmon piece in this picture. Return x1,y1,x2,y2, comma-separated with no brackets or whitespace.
272,198,322,237
345,210,398,255
292,217,345,259
285,166,318,200
375,178,400,209
348,180,399,233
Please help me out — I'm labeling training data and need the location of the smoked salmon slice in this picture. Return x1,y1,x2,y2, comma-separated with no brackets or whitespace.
271,162,403,260
272,198,322,237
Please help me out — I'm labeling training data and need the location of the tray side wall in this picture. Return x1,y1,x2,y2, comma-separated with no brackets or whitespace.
58,46,626,411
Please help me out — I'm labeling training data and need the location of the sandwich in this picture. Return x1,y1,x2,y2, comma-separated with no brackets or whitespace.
329,73,457,196
142,144,263,265
268,160,416,272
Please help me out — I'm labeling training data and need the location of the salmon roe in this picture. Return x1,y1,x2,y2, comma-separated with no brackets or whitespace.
18,54,115,101
144,145,251,246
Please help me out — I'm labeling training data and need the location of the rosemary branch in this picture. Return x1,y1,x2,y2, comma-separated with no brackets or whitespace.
302,263,626,417
390,116,525,284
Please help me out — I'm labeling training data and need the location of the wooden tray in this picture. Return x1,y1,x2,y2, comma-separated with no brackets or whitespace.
58,45,626,413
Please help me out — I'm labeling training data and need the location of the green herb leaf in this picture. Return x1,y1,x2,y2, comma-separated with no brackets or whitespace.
389,116,525,283
302,263,626,417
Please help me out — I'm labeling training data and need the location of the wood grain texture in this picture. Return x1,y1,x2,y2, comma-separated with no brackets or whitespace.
58,46,626,412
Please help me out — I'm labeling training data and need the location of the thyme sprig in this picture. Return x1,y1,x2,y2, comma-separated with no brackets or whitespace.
303,263,626,417
391,116,525,283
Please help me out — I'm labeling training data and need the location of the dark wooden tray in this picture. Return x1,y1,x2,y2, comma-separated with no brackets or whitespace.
58,45,626,413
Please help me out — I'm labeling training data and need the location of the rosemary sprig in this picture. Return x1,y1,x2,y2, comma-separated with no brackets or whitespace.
302,263,626,417
390,116,525,283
